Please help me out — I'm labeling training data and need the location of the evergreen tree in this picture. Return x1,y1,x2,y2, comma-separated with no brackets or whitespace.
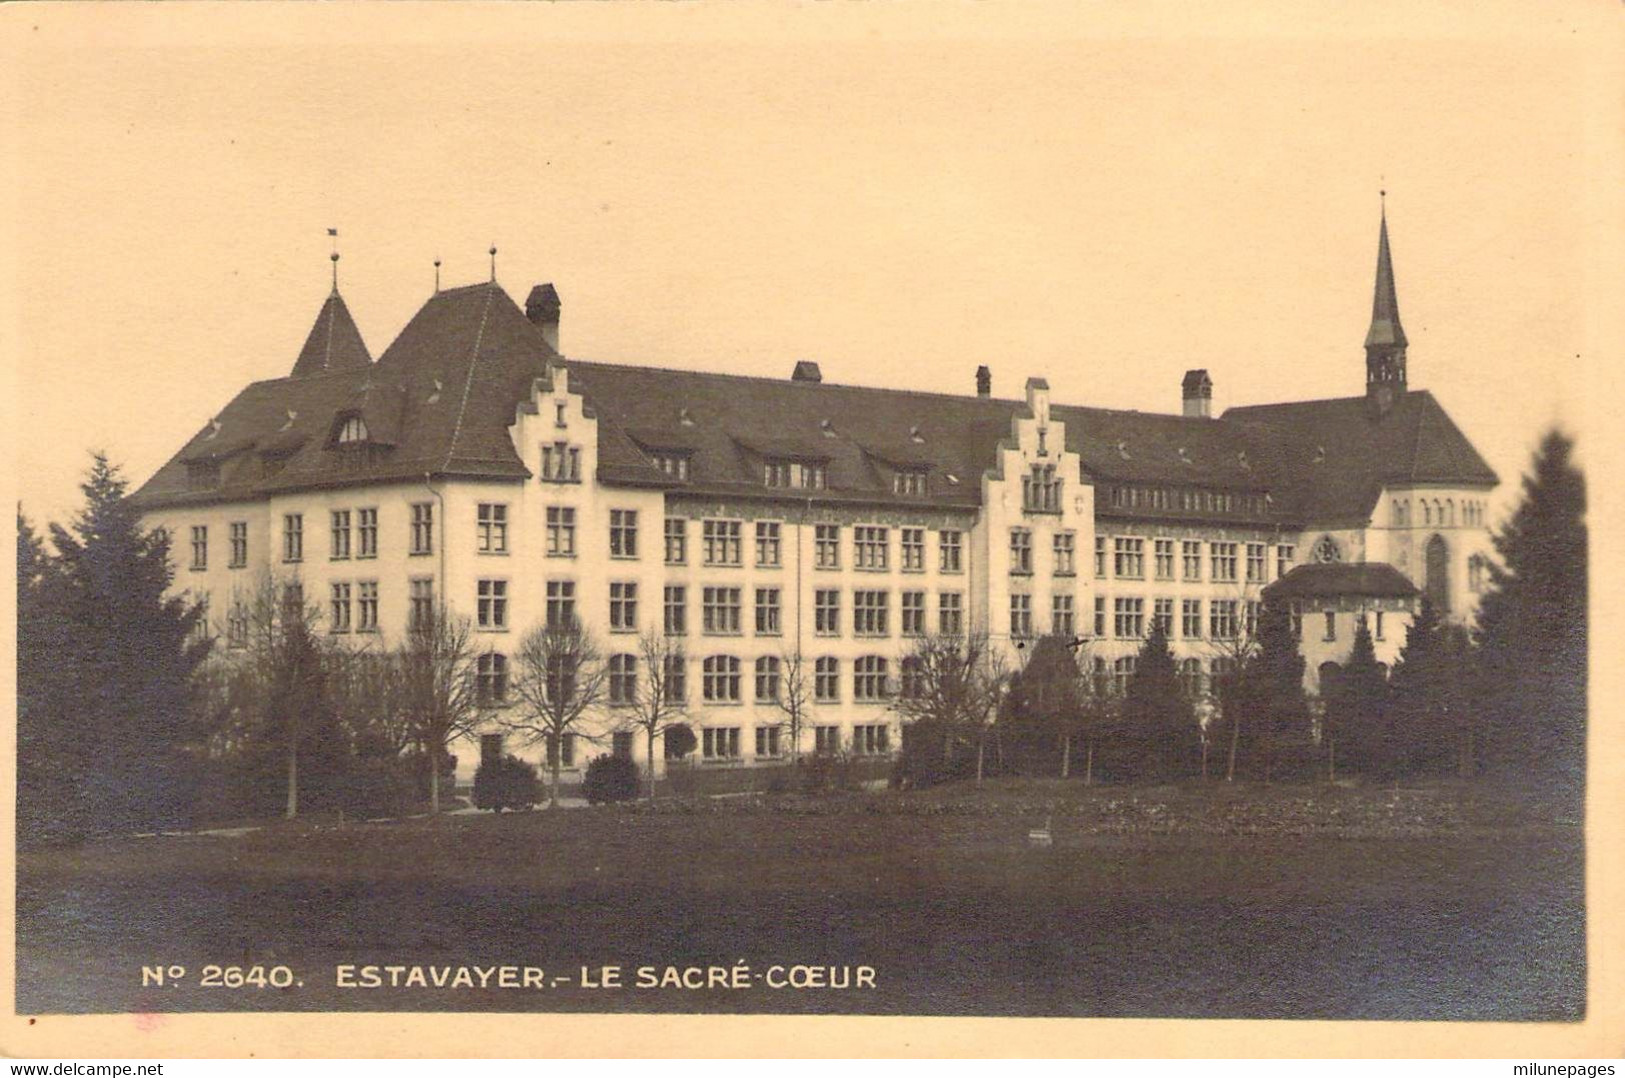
1000,635,1084,776
1474,430,1587,805
38,455,210,836
1121,619,1198,782
1236,597,1311,782
1322,614,1388,780
1386,598,1475,777
18,508,83,845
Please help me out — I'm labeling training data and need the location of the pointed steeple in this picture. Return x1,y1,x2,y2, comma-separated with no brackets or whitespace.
1364,196,1407,411
290,290,373,378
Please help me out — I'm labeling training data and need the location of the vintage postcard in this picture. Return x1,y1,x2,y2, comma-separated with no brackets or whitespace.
3,0,1621,1060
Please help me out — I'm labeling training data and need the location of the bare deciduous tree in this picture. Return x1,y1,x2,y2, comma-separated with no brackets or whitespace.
771,647,817,769
891,631,1008,783
505,619,607,807
396,608,481,814
621,630,689,801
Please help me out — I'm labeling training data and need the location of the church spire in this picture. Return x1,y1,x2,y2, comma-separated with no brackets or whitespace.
1365,194,1407,412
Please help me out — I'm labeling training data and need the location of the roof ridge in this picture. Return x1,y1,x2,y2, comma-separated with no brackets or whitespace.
443,285,497,468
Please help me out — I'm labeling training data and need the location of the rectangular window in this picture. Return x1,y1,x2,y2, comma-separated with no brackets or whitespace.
1211,542,1238,583
190,525,208,571
1244,600,1260,638
663,585,687,635
702,520,742,566
854,590,890,636
356,508,378,558
1052,594,1075,638
329,582,352,633
546,580,575,629
815,589,841,635
1210,599,1238,640
540,442,582,483
1324,610,1337,641
357,581,379,632
609,509,638,559
755,588,781,635
1113,537,1144,578
852,724,891,755
613,731,636,759
754,724,782,758
938,530,963,573
854,656,890,701
702,586,742,635
814,725,840,754
546,506,576,557
1022,464,1062,513
1009,529,1033,576
764,459,825,490
900,528,925,572
477,579,508,630
755,521,782,567
651,453,689,481
1277,544,1295,581
476,654,508,706
1375,611,1386,640
1154,539,1175,581
1154,597,1174,638
754,657,781,702
1094,595,1106,637
283,514,303,563
1010,593,1033,639
664,518,687,565
1182,598,1203,639
409,578,434,631
663,653,687,704
226,602,248,649
477,503,508,554
939,592,964,636
609,582,638,632
702,657,742,703
815,657,840,702
330,510,351,560
608,654,637,704
1053,532,1076,576
546,733,578,768
1246,543,1267,584
702,726,741,759
893,470,928,496
854,526,889,571
1095,536,1108,578
1182,540,1202,581
228,522,248,568
815,524,841,569
409,503,433,556
901,590,926,636
1114,597,1144,639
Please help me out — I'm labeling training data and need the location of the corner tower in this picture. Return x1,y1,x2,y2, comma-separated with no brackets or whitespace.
1364,199,1407,412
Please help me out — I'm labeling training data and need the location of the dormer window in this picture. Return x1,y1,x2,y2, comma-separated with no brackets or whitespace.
893,469,928,496
1022,464,1061,513
337,415,369,444
650,451,691,481
765,459,826,490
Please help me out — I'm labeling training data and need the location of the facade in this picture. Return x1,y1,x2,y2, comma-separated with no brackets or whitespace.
134,211,1498,784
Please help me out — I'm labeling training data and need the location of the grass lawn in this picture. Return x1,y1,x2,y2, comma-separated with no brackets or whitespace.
15,780,1584,1019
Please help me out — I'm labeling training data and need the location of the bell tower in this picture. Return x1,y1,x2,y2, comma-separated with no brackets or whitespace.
1365,195,1408,414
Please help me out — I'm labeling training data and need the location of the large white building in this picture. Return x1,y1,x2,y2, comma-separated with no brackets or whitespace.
134,211,1498,784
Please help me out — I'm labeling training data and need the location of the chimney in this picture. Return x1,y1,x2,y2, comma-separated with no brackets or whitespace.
976,365,992,398
791,360,823,384
525,283,562,352
1181,369,1212,418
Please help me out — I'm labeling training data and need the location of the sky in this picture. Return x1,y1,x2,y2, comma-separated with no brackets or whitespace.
4,3,1620,529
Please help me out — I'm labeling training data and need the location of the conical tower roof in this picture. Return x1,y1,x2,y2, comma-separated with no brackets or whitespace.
1364,211,1407,349
291,289,373,377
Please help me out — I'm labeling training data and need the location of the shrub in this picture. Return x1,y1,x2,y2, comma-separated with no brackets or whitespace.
664,723,697,760
583,754,641,804
473,754,537,812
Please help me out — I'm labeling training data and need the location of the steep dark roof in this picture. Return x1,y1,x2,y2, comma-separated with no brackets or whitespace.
1223,390,1497,525
1264,562,1419,600
134,281,1497,521
1365,212,1407,349
290,290,373,377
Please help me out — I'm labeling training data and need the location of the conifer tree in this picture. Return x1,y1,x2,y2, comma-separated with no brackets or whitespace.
1322,614,1388,780
1237,597,1310,782
1474,430,1586,804
1122,619,1198,782
39,455,210,835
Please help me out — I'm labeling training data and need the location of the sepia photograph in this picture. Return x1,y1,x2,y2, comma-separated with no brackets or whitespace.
4,0,1620,1059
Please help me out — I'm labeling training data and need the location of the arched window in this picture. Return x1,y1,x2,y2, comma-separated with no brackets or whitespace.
1425,534,1451,614
1446,499,1455,526
1423,502,1432,526
900,655,925,699
1114,655,1137,696
1179,658,1204,699
754,655,781,701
